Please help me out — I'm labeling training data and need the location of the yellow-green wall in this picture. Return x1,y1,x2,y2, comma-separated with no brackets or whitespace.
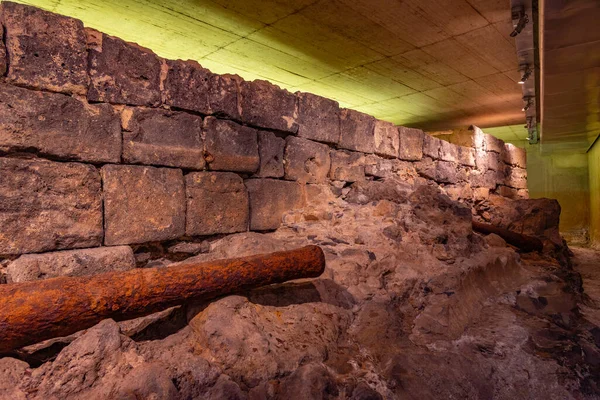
589,139,600,247
510,140,591,245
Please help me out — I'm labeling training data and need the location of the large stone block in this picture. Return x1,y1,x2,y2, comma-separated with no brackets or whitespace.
101,165,185,245
204,117,259,173
1,2,88,95
0,157,102,255
245,179,304,231
442,127,485,150
483,133,504,154
339,109,375,153
457,146,476,167
504,166,527,189
162,59,240,119
0,83,120,163
502,143,527,168
122,107,204,169
185,172,249,236
255,131,285,178
329,150,365,182
373,120,399,158
422,134,442,159
364,154,418,182
415,158,459,184
398,127,424,161
6,246,135,283
439,140,459,163
87,30,161,106
240,80,298,133
284,136,331,184
475,149,501,171
296,92,340,144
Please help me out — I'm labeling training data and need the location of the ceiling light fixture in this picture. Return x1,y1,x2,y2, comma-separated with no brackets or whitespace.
518,65,532,84
510,6,529,37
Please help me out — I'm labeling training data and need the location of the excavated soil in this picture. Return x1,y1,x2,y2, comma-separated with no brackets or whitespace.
0,179,599,400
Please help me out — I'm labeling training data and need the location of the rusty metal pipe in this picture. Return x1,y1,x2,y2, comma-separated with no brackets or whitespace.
0,245,325,353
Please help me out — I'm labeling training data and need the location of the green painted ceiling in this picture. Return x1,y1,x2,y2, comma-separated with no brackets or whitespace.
12,0,529,143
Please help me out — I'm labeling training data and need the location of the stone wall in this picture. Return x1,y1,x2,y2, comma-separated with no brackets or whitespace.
0,2,527,281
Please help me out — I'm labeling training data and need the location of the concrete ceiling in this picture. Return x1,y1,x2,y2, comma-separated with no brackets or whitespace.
541,0,600,153
14,0,529,142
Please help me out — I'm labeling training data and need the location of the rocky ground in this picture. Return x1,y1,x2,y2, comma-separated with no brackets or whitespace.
0,177,599,400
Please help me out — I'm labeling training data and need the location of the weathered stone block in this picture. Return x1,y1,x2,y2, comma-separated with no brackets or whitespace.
240,80,298,133
204,117,259,173
496,185,519,199
339,109,375,153
101,165,185,245
296,92,340,144
1,2,88,95
245,179,305,231
122,107,204,169
284,136,331,184
443,127,485,150
475,149,501,171
374,120,399,158
329,150,365,182
422,134,442,159
457,146,476,167
6,246,135,283
0,158,102,255
87,30,161,106
415,158,459,184
483,133,504,154
472,169,501,190
504,166,527,189
162,59,240,119
364,154,417,182
398,127,424,161
185,172,249,236
502,143,527,168
439,140,459,163
0,83,121,163
517,189,529,199
255,131,284,178
436,160,459,184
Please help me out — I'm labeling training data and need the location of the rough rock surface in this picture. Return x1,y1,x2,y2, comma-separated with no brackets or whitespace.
204,117,259,173
240,80,298,133
185,172,249,236
255,131,285,178
0,157,102,255
398,127,424,161
297,92,340,144
1,179,597,400
87,30,161,106
101,165,185,245
121,107,204,169
339,109,376,153
245,179,304,231
6,246,135,283
284,136,331,184
162,59,240,119
0,83,121,163
1,2,88,95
